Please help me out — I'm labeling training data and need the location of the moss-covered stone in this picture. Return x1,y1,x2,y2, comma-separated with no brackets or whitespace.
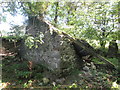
19,16,78,75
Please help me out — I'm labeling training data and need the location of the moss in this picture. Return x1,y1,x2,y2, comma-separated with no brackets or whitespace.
59,36,78,73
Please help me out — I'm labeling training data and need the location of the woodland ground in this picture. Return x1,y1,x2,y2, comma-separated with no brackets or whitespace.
1,44,120,89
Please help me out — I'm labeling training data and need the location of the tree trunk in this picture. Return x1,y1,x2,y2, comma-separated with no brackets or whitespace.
108,40,118,57
54,2,59,24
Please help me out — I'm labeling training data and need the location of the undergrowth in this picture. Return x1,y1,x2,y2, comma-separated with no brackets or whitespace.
2,56,120,89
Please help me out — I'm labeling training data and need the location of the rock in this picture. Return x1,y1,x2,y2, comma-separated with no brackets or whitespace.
83,66,89,71
19,16,78,74
83,71,92,78
12,83,16,86
30,87,34,89
91,62,96,70
56,78,65,84
86,63,91,66
38,83,43,86
52,82,56,86
42,77,49,84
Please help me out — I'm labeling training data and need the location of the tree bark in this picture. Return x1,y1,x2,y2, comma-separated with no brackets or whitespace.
54,2,59,24
108,40,118,57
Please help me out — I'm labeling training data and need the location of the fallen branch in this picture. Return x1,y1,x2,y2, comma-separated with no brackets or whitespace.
62,32,117,69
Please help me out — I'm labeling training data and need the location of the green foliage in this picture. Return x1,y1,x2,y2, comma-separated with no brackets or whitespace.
2,35,23,41
15,71,32,79
25,32,44,49
92,57,119,67
92,57,105,64
2,56,50,88
50,2,119,48
68,83,78,88
2,55,119,88
22,2,49,16
1,1,119,49
1,1,120,88
52,84,61,90
23,82,29,88
2,57,32,79
6,58,49,81
23,80,33,88
34,73,43,80
25,36,34,49
107,58,119,67
111,81,120,89
70,68,82,75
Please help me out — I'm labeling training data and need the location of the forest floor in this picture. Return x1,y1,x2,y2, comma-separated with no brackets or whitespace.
1,45,120,89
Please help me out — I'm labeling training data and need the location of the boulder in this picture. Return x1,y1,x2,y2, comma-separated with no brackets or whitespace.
19,16,79,73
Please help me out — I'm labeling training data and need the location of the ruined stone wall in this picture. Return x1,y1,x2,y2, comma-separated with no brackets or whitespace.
20,17,79,73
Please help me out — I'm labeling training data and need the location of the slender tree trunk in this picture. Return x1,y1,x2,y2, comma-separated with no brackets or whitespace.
54,2,59,24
